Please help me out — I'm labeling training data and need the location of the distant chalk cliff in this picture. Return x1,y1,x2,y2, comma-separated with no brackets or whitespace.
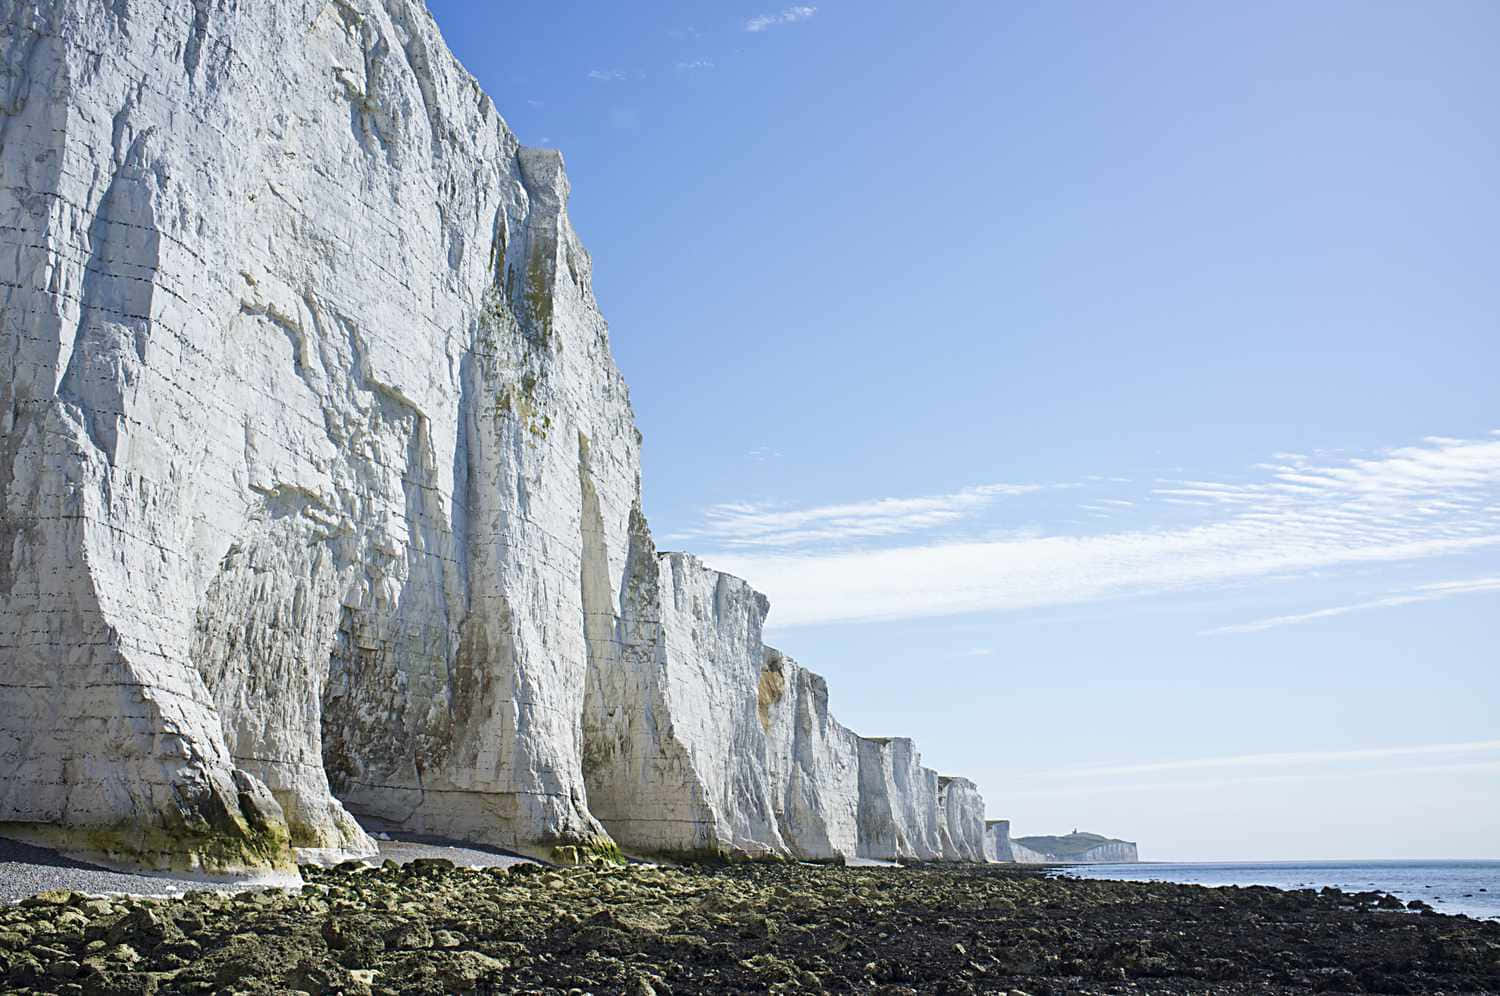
1011,832,1140,864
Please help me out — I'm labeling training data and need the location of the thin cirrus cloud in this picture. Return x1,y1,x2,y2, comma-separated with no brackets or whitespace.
1203,576,1500,635
1002,759,1500,800
664,483,1047,550
745,5,817,32
1023,739,1500,780
1002,739,1500,798
583,8,814,87
688,433,1500,627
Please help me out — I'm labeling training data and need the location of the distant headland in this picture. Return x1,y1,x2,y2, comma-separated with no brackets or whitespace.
987,822,1139,863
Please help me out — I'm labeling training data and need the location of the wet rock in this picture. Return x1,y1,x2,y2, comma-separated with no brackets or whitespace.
286,957,360,994
432,929,465,949
625,972,659,996
24,891,76,909
387,921,434,951
407,858,456,876
435,950,509,985
79,971,158,996
7,858,1500,995
106,907,169,949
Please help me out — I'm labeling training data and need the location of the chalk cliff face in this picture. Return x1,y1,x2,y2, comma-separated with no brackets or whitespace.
0,0,637,871
582,550,787,859
937,777,988,863
987,820,1049,864
986,819,1014,862
0,0,994,873
1008,841,1052,864
855,738,941,861
1072,841,1138,863
1009,832,1140,864
986,820,1010,862
762,649,861,862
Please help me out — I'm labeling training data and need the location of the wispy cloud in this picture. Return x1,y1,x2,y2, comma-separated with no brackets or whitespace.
587,69,626,82
676,58,715,71
685,433,1500,626
666,483,1047,549
1206,577,1500,635
745,5,817,32
1028,739,1500,780
1003,759,1500,799
1004,739,1500,798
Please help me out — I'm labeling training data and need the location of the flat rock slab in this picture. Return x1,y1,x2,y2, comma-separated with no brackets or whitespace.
0,834,534,905
0,837,290,905
370,837,536,871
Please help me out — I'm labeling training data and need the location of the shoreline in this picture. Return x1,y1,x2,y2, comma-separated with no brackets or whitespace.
4,857,1498,993
1053,858,1500,922
0,834,537,908
1059,858,1500,866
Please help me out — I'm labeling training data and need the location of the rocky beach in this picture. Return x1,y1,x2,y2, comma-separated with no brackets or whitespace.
1,4,1495,995
4,856,1498,995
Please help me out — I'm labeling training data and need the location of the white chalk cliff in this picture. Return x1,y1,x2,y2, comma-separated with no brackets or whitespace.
987,820,1046,864
1010,832,1140,864
0,0,992,874
761,649,862,862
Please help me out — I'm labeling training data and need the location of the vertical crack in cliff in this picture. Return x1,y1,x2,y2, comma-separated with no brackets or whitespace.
182,0,210,79
756,648,785,732
60,120,161,460
577,431,618,783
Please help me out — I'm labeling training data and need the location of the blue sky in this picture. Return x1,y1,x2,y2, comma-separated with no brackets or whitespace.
427,0,1500,860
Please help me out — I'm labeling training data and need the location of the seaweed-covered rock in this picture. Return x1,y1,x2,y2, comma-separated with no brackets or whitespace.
6,861,1498,995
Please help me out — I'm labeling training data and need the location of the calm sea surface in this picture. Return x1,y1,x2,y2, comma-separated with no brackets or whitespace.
1057,860,1500,920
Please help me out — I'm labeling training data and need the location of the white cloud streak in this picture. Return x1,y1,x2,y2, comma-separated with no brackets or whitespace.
689,434,1500,627
1002,759,1500,799
1023,739,1500,781
1205,577,1500,634
745,5,817,31
666,483,1046,549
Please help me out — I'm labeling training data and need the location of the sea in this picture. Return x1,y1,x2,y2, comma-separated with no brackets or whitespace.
1056,860,1500,920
